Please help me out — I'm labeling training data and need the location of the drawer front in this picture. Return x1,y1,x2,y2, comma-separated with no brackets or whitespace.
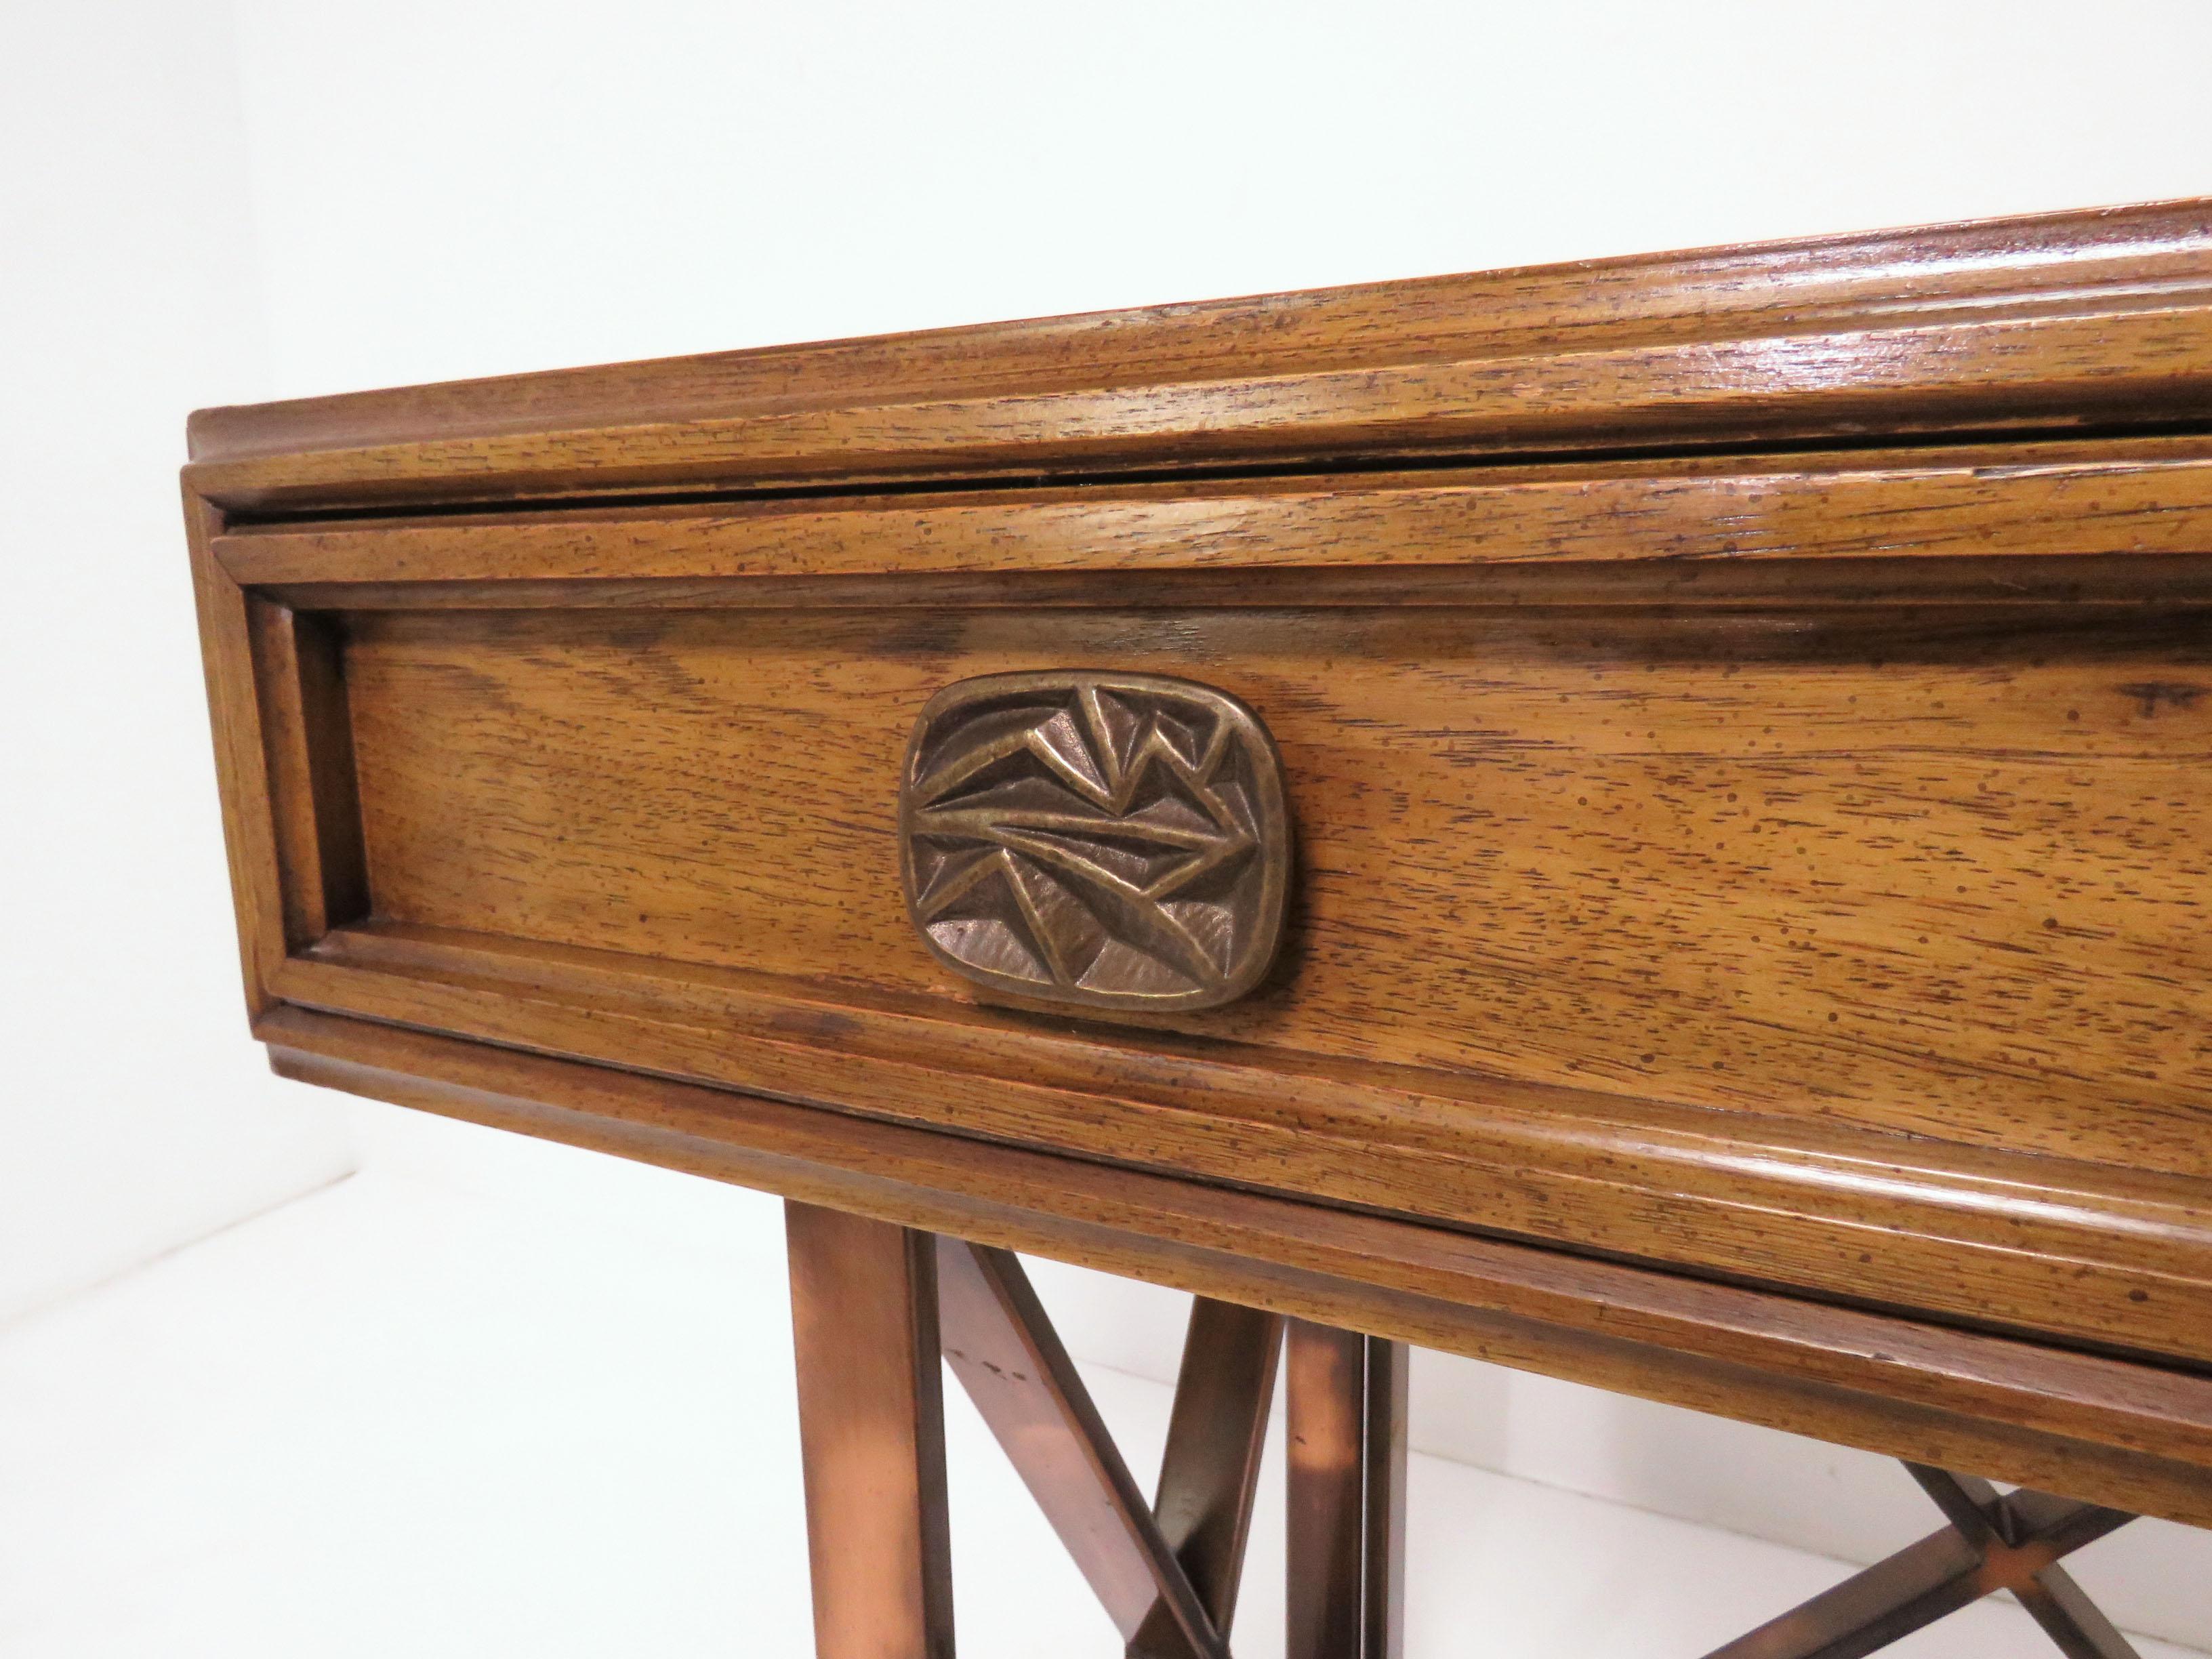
336,600,2212,1170
212,441,2212,1364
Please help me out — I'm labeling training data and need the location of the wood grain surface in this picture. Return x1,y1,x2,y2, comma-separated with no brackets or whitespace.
184,201,2212,512
257,1006,2212,1532
184,485,285,1015
271,918,2212,1368
331,596,2212,1175
209,437,2212,596
183,199,2212,1515
185,201,2212,463
215,453,2212,1364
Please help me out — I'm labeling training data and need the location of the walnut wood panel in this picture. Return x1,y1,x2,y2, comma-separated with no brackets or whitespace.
184,202,2212,512
245,600,367,947
270,923,2212,1367
237,443,2212,1362
209,438,2212,602
253,1006,2212,1532
182,203,2212,1556
186,485,287,1016
335,595,2212,1179
186,203,2212,464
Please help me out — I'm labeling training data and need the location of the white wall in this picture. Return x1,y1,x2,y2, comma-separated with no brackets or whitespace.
11,0,2211,1645
228,0,2212,398
0,0,355,1324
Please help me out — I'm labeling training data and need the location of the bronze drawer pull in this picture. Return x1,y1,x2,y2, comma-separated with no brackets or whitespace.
898,670,1291,1012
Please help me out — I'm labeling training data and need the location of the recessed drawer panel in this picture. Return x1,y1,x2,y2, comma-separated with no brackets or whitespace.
221,445,2212,1366
342,600,2212,1176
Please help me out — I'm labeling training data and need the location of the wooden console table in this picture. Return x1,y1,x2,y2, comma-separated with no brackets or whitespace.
184,201,2212,1657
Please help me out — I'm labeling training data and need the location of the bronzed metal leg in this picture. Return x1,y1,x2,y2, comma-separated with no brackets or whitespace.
2015,1563,2144,1659
787,1202,955,1659
1940,1477,2140,1659
1286,1322,1407,1659
936,1238,1224,1659
787,1225,2149,1659
1705,1462,2139,1659
1149,1299,1285,1641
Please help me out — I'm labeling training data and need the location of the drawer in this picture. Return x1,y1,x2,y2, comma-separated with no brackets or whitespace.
203,443,2212,1368
184,200,2212,1525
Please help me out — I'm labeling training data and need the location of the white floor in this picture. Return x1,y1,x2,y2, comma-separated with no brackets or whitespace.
0,1135,2198,1659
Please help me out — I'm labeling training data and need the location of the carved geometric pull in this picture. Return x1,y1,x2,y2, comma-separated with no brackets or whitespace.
899,670,1292,1012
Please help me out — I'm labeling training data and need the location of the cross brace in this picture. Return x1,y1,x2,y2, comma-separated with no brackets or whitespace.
1707,1462,2142,1659
785,1204,2146,1659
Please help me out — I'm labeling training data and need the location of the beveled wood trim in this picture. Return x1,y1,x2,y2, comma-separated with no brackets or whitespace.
184,202,2212,513
255,1006,2212,1531
183,485,286,1015
228,557,2212,617
267,926,2212,1368
243,600,368,947
186,201,2212,469
209,438,2212,603
182,310,2212,514
786,1203,955,1659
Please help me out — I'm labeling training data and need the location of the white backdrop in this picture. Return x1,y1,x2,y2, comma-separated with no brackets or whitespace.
9,0,2212,1649
0,0,353,1325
